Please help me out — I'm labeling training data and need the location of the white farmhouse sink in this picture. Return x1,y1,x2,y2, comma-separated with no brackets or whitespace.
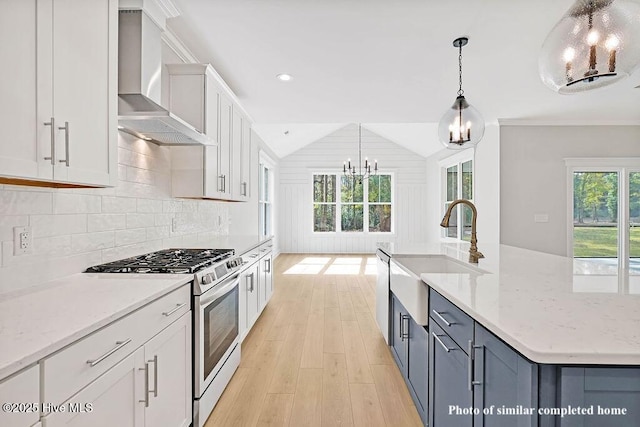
393,255,488,275
390,255,487,325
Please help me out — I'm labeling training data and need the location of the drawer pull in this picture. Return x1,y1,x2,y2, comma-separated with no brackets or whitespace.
162,303,187,317
86,338,132,367
432,333,454,353
432,309,454,327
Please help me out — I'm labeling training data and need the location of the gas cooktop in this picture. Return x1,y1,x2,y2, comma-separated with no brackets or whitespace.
85,248,234,274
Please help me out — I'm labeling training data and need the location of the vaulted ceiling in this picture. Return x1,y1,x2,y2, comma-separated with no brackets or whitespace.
168,0,640,158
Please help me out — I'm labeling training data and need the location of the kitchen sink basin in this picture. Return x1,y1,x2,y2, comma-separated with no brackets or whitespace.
389,255,487,325
392,255,488,275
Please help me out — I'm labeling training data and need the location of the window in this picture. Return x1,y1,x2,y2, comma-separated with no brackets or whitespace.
259,153,275,237
313,173,393,233
567,159,640,275
440,154,473,241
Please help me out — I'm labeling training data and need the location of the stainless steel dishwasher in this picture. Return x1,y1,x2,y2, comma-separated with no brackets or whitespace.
375,248,391,344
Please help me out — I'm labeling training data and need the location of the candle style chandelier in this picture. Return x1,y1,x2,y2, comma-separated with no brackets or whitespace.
342,124,377,183
437,37,485,150
539,0,640,93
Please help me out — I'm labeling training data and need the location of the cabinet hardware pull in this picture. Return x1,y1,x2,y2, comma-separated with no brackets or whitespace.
222,175,227,192
218,175,224,192
162,303,187,317
265,258,271,273
86,338,132,367
242,182,247,196
399,312,404,341
432,333,454,353
58,121,69,166
43,118,55,165
247,272,255,292
139,362,150,407
468,341,483,391
401,314,410,341
432,309,454,327
149,355,158,398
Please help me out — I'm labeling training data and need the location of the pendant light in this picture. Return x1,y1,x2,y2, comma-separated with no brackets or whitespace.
438,37,485,150
539,0,640,94
342,124,377,183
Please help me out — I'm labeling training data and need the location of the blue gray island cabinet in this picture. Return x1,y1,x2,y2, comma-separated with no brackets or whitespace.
399,288,640,427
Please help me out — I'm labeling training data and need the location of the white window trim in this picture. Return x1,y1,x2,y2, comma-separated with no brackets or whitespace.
310,170,395,235
259,150,276,237
439,149,475,242
564,157,640,270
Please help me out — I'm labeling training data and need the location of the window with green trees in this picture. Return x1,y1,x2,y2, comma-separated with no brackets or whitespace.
313,173,392,233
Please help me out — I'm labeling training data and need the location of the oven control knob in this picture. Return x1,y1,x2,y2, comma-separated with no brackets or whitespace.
202,274,213,285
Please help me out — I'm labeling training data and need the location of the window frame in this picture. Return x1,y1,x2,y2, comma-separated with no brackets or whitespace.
259,151,276,238
311,170,395,235
565,157,640,271
439,150,475,242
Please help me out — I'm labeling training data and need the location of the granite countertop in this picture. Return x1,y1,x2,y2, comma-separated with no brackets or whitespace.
380,241,640,365
0,273,192,379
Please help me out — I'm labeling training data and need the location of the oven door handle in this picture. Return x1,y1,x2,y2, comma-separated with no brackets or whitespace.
199,273,240,307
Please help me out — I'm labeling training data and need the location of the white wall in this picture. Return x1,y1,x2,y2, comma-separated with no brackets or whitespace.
0,133,229,295
424,124,501,245
278,124,428,253
500,125,640,256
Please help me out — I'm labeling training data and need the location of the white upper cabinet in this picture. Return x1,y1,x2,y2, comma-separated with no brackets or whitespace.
232,107,252,201
170,64,251,201
0,0,117,187
0,1,44,181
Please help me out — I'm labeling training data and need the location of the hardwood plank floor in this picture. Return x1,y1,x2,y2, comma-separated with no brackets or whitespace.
204,253,423,427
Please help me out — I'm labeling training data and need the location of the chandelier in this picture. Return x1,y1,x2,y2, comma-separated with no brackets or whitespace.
539,0,640,93
437,37,485,150
342,124,377,182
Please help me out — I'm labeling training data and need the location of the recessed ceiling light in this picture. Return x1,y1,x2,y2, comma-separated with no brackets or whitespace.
276,73,292,82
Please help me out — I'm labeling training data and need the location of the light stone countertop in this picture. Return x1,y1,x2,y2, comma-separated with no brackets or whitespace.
379,241,640,365
0,273,192,379
0,234,272,380
189,234,273,256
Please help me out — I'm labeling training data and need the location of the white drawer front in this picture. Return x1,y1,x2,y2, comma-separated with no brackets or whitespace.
43,284,190,405
0,365,40,427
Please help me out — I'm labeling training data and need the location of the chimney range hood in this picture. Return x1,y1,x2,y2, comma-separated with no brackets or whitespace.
118,10,214,146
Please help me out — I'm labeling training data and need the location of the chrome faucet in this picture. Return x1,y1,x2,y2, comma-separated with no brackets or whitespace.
440,199,485,263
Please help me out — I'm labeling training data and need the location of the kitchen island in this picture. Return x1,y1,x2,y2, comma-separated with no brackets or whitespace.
378,241,640,427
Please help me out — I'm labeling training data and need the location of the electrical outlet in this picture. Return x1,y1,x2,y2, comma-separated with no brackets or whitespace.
13,226,33,255
171,217,178,233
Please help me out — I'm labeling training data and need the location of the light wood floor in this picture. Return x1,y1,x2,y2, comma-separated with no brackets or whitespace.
205,253,423,427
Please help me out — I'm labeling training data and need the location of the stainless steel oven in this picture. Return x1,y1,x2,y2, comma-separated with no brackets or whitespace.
195,272,239,395
193,269,243,427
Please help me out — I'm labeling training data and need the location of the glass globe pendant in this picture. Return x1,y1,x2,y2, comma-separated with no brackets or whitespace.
539,0,640,94
438,37,485,150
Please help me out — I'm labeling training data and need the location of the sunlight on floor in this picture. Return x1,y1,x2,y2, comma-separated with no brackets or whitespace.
284,255,378,275
364,257,377,275
283,257,331,275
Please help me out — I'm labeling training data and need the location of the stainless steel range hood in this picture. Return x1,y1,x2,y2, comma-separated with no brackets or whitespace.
118,10,213,146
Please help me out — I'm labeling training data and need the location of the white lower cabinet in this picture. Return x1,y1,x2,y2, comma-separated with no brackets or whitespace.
43,348,145,427
259,252,273,308
143,312,191,427
244,262,260,331
43,312,191,427
0,365,40,427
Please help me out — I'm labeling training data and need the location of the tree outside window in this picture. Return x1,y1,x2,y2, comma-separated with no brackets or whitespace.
313,173,392,233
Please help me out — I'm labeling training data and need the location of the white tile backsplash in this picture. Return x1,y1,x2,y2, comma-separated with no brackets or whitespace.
53,193,101,214
0,133,229,294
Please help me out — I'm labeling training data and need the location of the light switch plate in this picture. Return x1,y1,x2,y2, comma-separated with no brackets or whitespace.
534,214,549,223
13,226,33,255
